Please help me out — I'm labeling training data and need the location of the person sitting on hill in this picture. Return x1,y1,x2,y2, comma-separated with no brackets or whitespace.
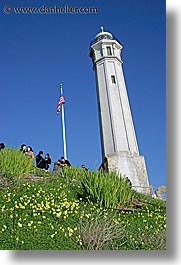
81,164,88,171
20,144,26,153
53,162,60,172
125,176,132,189
57,156,71,168
36,151,45,169
0,142,5,151
26,146,34,159
44,153,51,170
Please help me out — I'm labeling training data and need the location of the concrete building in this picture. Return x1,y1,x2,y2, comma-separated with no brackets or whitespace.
89,27,150,194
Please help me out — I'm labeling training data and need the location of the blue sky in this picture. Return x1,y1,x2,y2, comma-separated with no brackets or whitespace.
0,0,166,190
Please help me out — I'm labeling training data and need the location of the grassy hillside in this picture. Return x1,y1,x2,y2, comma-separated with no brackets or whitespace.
0,148,166,250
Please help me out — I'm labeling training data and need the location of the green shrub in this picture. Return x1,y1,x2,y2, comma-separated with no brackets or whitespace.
78,170,134,209
77,214,126,250
61,166,83,182
0,148,34,181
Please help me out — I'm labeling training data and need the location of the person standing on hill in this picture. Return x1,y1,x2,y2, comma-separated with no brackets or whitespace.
36,151,44,169
99,157,108,172
44,153,51,170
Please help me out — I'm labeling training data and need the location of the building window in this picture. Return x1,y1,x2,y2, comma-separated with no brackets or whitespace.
100,48,103,57
111,75,116,84
106,46,112,56
91,51,96,62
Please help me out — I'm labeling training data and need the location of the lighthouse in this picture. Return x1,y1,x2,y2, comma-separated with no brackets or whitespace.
89,27,150,194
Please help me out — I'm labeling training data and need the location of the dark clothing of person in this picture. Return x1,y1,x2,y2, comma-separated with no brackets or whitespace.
21,149,26,154
126,177,132,189
58,159,71,167
99,157,108,172
36,154,45,169
20,144,26,153
99,163,108,172
0,143,5,150
44,157,51,170
65,160,71,166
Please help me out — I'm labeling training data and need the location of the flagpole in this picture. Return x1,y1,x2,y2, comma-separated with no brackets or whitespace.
60,83,67,160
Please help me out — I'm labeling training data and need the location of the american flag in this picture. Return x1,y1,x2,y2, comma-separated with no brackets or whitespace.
56,96,65,114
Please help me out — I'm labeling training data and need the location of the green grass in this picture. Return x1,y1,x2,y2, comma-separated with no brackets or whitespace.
76,169,134,208
0,148,34,182
0,148,166,250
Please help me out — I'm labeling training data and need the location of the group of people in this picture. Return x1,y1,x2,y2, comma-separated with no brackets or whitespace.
1,142,109,173
19,143,89,172
20,144,77,172
20,144,34,158
1,142,113,175
53,156,71,171
19,142,109,173
36,151,52,170
1,143,133,188
53,156,91,172
20,144,51,171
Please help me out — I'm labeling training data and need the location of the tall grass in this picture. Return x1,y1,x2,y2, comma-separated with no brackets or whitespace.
77,169,134,209
0,148,34,180
58,167,134,208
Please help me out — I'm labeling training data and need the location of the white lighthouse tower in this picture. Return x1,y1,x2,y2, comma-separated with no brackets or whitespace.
90,27,150,194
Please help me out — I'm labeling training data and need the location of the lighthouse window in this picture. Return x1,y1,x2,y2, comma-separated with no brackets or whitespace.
92,51,96,62
111,75,116,84
106,46,112,55
100,48,103,56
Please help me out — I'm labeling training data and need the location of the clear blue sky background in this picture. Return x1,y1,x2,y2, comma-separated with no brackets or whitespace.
0,0,166,190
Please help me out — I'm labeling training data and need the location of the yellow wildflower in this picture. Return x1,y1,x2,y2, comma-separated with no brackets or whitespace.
18,222,22,228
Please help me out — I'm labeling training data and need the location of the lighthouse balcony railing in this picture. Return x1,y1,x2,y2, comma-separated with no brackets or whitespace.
90,34,121,47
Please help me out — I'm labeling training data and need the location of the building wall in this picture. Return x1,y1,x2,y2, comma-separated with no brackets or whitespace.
90,36,150,194
95,55,139,156
107,152,150,194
